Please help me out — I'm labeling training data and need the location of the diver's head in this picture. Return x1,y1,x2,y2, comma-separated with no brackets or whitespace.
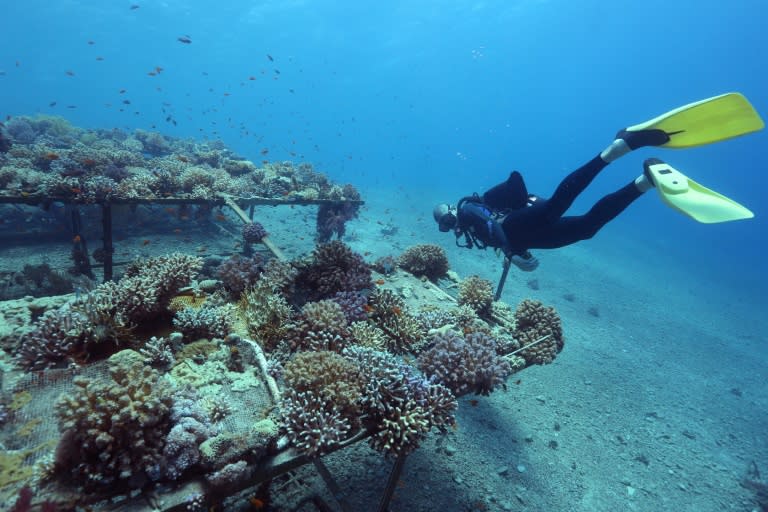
433,203,457,232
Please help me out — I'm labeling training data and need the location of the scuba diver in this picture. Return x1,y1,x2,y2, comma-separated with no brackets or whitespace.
433,93,763,283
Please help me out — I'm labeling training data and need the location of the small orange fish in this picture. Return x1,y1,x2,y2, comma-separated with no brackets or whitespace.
173,229,183,234
44,152,60,160
468,399,479,407
248,496,265,509
73,235,81,243
374,279,385,285
391,306,402,316
363,304,374,313
142,239,151,246
70,187,82,194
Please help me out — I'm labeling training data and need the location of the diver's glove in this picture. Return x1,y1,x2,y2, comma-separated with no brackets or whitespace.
509,251,539,272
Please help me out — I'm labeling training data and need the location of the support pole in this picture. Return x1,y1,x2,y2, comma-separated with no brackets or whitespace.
101,203,114,282
220,195,286,261
494,257,512,301
70,206,95,279
376,453,408,512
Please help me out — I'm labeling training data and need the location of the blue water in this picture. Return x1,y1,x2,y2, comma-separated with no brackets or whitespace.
3,1,765,294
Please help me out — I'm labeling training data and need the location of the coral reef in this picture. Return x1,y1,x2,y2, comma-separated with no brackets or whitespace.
397,244,450,282
55,350,173,490
293,241,372,301
0,116,363,203
513,299,564,365
316,198,361,243
162,389,219,481
457,275,495,318
417,331,512,396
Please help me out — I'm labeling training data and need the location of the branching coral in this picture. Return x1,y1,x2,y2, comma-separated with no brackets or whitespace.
344,346,457,456
293,241,372,301
366,289,425,353
457,275,494,318
238,280,293,349
55,350,173,490
513,299,564,365
216,254,264,299
279,389,353,457
282,299,351,353
173,303,234,341
397,244,449,282
283,351,364,415
417,331,512,396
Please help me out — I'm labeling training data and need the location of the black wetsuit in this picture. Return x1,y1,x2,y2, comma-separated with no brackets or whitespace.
455,154,643,256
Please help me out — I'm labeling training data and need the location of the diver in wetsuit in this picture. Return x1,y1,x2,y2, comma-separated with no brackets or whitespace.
432,129,665,272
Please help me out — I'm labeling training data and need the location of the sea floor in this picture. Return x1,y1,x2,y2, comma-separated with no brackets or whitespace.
0,188,766,512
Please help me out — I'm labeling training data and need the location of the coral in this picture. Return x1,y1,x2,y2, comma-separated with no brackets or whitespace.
55,350,173,490
173,303,234,341
457,275,494,317
239,280,294,349
331,290,369,323
316,201,360,243
260,258,298,297
349,321,388,349
139,336,175,368
279,388,353,457
162,389,219,481
283,351,364,415
513,299,564,365
301,300,347,332
417,331,512,396
217,254,264,299
242,221,268,244
344,346,457,456
282,303,350,354
366,289,425,353
294,241,372,300
397,244,449,282
101,253,203,324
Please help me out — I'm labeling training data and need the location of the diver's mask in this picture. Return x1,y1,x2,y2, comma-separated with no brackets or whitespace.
433,203,457,232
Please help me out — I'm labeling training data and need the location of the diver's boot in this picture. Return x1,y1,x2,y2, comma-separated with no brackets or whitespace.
632,157,665,192
600,129,671,163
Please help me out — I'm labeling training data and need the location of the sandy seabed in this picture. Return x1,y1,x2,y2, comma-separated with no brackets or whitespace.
301,191,768,512
0,186,765,512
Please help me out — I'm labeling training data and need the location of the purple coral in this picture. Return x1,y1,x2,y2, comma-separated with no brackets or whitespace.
163,390,219,480
316,202,360,243
242,221,268,244
216,254,264,298
331,291,369,323
417,331,511,396
294,241,372,300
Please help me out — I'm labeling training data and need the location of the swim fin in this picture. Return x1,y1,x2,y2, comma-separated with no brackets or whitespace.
620,93,764,149
643,158,754,223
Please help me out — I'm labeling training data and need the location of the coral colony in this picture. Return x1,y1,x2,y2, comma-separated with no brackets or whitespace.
0,117,565,509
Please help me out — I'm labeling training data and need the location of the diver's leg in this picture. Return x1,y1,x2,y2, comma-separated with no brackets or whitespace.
527,180,646,248
540,155,608,223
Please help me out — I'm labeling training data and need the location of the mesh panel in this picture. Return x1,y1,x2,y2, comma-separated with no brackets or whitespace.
0,338,276,510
